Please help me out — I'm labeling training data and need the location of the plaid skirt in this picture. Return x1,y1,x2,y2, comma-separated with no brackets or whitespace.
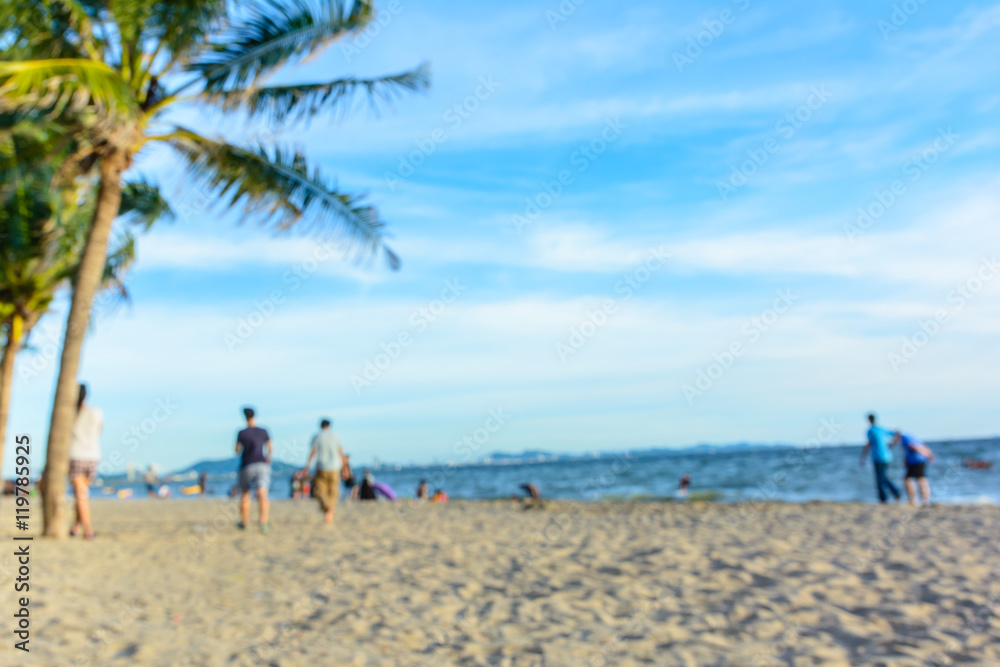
69,459,99,481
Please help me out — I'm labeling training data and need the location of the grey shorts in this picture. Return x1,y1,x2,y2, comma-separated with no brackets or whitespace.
239,463,271,493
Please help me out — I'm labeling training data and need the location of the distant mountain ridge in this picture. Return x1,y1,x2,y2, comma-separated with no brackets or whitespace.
105,436,998,480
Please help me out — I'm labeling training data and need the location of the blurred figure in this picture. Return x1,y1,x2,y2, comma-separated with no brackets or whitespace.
416,479,429,499
235,406,272,532
301,418,346,524
431,489,448,503
359,469,377,501
517,482,542,509
860,413,901,504
893,432,935,507
68,383,102,539
199,471,208,496
341,454,357,499
144,465,159,498
678,473,691,499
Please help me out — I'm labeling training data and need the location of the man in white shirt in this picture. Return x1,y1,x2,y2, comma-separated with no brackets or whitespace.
301,418,346,525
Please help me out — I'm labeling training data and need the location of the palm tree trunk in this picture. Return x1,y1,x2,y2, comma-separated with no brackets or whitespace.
0,315,23,493
42,152,126,537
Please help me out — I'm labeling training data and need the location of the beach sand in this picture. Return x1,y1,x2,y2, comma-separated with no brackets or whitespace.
1,498,998,666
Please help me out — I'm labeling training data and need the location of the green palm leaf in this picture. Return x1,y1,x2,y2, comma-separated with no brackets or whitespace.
119,178,175,230
0,59,140,119
189,0,374,92
200,62,430,124
164,126,398,269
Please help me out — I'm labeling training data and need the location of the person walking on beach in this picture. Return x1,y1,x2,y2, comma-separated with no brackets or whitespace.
301,418,346,524
68,384,102,539
860,413,901,503
678,473,691,499
235,407,272,532
893,431,935,507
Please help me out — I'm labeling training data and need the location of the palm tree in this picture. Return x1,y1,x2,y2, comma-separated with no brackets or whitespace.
0,0,428,535
0,113,170,489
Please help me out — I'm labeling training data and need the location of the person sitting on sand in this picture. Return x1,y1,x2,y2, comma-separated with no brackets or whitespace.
431,489,448,503
860,413,901,504
516,482,543,509
235,406,272,532
301,418,346,525
892,432,935,507
68,383,102,539
359,469,377,501
416,479,429,500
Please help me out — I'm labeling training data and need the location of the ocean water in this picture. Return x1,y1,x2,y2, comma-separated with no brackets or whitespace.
94,440,999,505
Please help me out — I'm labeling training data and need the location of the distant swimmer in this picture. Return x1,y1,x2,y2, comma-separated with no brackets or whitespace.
893,432,935,507
678,473,691,498
963,459,992,470
860,413,901,504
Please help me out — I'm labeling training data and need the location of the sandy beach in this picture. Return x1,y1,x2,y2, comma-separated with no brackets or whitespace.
1,499,998,666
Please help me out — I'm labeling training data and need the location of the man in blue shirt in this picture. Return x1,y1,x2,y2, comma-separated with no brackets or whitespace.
893,431,935,507
860,414,901,503
235,406,273,532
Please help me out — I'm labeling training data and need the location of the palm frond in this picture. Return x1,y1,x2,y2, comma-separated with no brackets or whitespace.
200,62,430,124
0,59,140,120
145,0,228,65
164,126,398,268
119,178,174,230
100,226,137,301
188,0,374,92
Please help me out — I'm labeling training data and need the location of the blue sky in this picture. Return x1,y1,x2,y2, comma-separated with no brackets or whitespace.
7,0,1000,474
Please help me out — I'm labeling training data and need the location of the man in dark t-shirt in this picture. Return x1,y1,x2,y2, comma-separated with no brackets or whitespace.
235,407,273,532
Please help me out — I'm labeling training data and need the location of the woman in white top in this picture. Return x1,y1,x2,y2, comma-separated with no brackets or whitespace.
68,383,102,539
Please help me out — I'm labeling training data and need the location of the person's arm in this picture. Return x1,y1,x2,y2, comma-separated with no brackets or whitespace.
265,439,272,465
338,445,346,467
302,445,316,474
917,442,935,461
235,438,242,456
860,443,870,466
